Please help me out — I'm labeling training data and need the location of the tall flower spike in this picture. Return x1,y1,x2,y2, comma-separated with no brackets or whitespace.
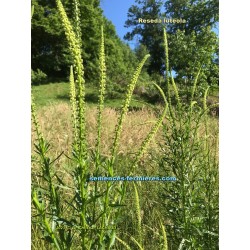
31,94,43,143
55,0,83,80
163,28,171,104
115,236,132,250
69,65,78,144
132,83,168,171
133,183,142,245
56,0,87,158
110,54,150,164
160,220,169,250
190,67,201,102
73,0,82,49
203,86,210,137
170,72,181,111
203,86,209,112
96,26,106,156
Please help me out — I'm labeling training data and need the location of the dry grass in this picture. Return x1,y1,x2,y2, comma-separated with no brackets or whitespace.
31,102,218,186
32,102,219,166
31,103,162,166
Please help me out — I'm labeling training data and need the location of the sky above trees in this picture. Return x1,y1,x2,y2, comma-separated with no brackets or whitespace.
101,0,137,48
100,0,218,50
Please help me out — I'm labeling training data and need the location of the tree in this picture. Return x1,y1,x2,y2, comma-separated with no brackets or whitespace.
103,18,139,95
124,0,166,76
31,0,72,77
134,44,150,68
168,26,218,87
165,0,219,87
31,0,139,89
164,0,219,34
124,0,219,87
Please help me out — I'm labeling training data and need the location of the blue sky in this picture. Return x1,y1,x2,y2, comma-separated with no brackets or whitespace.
100,0,136,46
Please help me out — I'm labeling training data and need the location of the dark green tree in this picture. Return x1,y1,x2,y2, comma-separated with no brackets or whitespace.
124,0,219,87
31,0,72,77
102,19,140,97
31,0,139,89
124,0,165,76
134,44,150,71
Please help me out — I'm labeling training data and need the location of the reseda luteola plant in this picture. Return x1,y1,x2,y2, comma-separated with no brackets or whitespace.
32,0,169,249
158,28,219,250
56,0,87,160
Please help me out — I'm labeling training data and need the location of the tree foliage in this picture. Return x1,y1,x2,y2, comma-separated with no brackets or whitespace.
124,0,219,86
125,0,165,76
31,0,139,90
165,0,219,34
31,0,71,77
169,26,218,87
165,0,219,86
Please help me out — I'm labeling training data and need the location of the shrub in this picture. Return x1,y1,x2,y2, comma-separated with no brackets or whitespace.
31,68,47,85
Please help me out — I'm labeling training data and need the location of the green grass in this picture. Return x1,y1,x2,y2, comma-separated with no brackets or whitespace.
32,81,147,109
32,82,70,107
32,81,218,112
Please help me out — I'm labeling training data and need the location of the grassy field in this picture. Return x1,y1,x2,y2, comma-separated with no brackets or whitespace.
32,81,150,109
32,81,218,156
